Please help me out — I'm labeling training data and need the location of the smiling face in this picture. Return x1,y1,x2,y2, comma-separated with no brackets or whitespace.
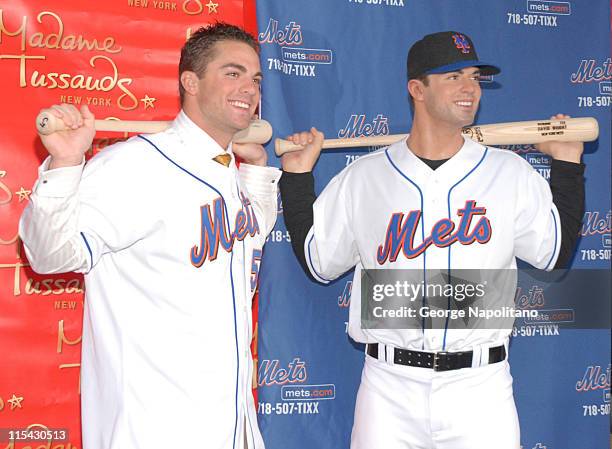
181,40,262,148
412,67,482,130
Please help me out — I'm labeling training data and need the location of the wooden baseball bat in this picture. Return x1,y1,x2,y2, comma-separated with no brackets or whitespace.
35,111,273,144
274,117,599,156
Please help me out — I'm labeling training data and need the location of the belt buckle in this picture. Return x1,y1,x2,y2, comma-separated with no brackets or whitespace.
433,351,448,371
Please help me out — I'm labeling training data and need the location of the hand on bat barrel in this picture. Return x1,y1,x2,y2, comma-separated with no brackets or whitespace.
535,114,584,163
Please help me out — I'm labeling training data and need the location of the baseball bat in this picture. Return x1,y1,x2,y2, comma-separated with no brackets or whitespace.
274,117,599,156
35,111,273,144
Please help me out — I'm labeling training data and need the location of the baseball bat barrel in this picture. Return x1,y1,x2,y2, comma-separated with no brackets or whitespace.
35,111,273,144
232,119,273,144
274,117,599,156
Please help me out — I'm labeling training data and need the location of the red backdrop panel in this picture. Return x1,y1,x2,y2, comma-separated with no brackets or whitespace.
0,1,257,447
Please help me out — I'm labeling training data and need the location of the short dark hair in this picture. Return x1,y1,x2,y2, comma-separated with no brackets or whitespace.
408,74,430,111
178,22,260,104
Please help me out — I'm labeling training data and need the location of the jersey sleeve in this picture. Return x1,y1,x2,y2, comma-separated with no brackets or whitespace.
305,169,359,283
20,144,154,275
19,159,90,274
513,162,562,271
238,163,281,241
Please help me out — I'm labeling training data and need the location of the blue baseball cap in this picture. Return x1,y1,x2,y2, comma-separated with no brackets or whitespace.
407,31,501,80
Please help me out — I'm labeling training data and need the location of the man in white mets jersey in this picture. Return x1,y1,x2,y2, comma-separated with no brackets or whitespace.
279,31,585,448
19,23,280,449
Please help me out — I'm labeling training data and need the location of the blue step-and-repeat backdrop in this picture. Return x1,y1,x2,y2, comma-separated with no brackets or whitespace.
254,1,611,448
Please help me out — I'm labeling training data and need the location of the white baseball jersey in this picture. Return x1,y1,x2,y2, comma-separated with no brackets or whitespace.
19,111,281,449
305,137,561,352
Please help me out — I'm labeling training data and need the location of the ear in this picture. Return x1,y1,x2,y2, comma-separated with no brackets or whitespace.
180,71,199,96
407,79,425,102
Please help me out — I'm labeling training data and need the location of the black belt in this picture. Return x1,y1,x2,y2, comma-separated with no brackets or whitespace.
366,343,506,372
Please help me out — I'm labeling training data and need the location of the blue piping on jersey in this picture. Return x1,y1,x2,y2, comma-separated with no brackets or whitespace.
442,147,489,350
138,135,241,449
384,148,427,348
80,232,93,270
229,250,239,449
233,181,256,449
307,234,333,283
544,210,558,270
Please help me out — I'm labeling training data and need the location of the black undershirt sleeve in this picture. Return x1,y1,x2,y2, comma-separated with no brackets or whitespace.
278,158,585,277
549,159,585,268
279,171,317,278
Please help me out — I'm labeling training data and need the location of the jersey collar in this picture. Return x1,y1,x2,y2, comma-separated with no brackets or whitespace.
387,136,487,187
172,110,236,165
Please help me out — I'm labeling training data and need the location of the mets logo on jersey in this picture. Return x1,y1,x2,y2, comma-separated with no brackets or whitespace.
452,33,471,54
377,200,491,264
190,194,259,267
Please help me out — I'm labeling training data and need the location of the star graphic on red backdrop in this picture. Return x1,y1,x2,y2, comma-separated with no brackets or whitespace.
206,0,219,14
140,95,156,109
15,187,31,202
7,394,24,410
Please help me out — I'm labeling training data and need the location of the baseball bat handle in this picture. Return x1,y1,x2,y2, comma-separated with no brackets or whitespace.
274,117,599,156
35,111,273,144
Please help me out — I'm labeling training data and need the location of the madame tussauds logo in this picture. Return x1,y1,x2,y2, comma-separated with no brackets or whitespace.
0,9,140,110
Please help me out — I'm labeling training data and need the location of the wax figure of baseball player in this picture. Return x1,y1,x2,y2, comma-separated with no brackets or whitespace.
19,23,280,449
279,31,585,448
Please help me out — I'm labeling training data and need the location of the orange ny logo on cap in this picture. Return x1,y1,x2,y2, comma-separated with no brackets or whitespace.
452,33,471,54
